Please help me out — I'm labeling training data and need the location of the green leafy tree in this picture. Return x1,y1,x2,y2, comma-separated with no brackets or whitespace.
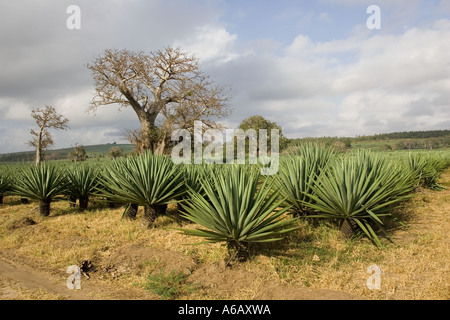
237,115,289,154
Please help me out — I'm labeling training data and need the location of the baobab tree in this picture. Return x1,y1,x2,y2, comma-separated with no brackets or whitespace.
87,46,231,153
29,106,69,166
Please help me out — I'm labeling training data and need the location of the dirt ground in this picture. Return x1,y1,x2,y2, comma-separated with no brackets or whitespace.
0,244,360,300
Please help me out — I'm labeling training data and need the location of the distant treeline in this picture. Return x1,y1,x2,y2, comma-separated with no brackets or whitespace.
353,130,450,141
0,144,135,163
288,130,450,151
0,152,36,163
0,150,78,163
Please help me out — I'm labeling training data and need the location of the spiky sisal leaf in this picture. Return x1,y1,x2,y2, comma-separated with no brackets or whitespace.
66,163,100,198
99,151,185,206
272,143,335,213
180,163,215,200
303,151,416,247
402,152,448,190
179,165,297,245
13,163,68,201
0,173,13,195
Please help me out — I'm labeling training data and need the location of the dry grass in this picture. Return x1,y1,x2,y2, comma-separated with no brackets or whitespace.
1,169,449,300
256,170,450,300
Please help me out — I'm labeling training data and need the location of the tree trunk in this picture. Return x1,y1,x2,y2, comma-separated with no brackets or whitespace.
154,130,167,155
39,200,51,216
123,203,139,220
35,127,44,166
140,117,152,152
139,112,159,152
154,140,166,155
79,196,89,211
143,205,157,227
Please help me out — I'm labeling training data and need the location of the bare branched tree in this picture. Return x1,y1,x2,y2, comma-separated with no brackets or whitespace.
87,46,231,153
28,106,69,166
29,129,54,152
125,129,145,154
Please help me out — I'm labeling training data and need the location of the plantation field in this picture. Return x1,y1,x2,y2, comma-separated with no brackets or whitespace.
0,147,449,300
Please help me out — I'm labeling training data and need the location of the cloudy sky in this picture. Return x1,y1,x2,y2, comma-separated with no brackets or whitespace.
1,0,449,153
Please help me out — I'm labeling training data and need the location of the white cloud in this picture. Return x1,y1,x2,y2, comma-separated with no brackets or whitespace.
1,98,31,122
1,1,449,153
319,0,421,7
174,25,241,65
318,12,332,23
55,89,137,128
218,18,450,137
0,0,227,153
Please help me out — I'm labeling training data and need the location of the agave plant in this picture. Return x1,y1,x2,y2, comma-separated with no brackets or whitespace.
66,164,100,211
14,163,68,216
272,143,335,215
100,151,185,226
285,142,335,166
0,172,13,204
181,164,211,199
303,151,415,247
403,152,448,190
273,156,321,215
180,165,297,262
91,167,120,209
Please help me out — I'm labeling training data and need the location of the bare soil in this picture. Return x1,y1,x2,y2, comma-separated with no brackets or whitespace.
0,244,359,300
